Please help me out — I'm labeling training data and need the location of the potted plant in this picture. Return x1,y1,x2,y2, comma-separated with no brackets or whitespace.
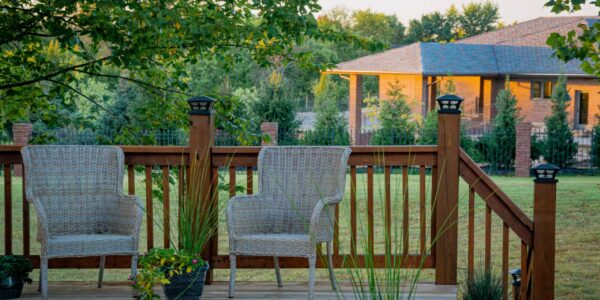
0,256,33,299
130,153,220,300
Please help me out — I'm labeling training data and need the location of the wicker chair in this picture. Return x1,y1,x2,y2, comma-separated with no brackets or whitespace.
227,146,351,299
21,145,143,300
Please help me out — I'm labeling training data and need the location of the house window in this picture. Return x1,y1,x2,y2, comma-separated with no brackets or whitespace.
531,80,553,99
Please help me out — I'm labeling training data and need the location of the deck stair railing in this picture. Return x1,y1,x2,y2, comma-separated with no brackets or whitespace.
0,94,556,299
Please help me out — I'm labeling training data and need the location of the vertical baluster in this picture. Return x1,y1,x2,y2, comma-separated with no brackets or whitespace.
430,165,437,257
128,165,135,195
162,166,170,248
246,167,253,195
211,167,219,259
4,165,12,255
402,166,409,256
229,166,236,198
468,187,475,277
384,166,391,255
350,166,357,256
334,203,339,255
521,242,528,300
145,166,154,250
485,204,492,272
419,166,426,255
367,166,374,255
502,223,509,300
22,173,29,256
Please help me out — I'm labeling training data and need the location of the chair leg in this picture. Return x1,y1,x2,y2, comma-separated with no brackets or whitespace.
98,256,105,288
308,256,316,300
229,255,236,298
327,241,337,291
40,258,48,300
131,255,138,298
274,256,283,287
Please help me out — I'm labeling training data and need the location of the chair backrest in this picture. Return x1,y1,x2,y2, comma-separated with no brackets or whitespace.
257,146,351,235
21,145,124,235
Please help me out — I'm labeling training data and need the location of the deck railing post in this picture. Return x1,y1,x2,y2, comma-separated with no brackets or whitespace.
531,163,558,299
187,96,216,284
434,94,462,285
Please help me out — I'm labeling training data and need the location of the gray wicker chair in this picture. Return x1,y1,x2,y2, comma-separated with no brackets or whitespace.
226,146,351,299
21,145,143,300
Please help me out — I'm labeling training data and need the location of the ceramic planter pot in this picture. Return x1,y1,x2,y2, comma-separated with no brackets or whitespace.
162,262,209,300
0,276,24,299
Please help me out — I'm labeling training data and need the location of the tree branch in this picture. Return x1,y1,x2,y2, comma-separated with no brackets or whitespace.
72,70,193,97
44,79,128,121
0,56,112,90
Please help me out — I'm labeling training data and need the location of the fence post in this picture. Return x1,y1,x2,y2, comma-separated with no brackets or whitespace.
187,96,216,284
531,163,558,299
12,123,32,176
260,122,278,145
435,94,462,285
515,122,532,177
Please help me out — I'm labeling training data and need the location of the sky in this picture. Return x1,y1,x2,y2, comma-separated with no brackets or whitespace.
317,0,598,24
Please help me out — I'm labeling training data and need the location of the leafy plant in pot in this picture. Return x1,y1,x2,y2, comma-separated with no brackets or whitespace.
130,152,220,299
0,256,33,299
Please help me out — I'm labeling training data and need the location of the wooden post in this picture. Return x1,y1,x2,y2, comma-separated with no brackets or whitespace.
435,95,462,285
531,164,558,299
187,96,215,283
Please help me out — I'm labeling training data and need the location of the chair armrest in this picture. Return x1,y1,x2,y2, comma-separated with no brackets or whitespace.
29,197,50,241
114,195,143,237
226,195,267,239
309,197,341,241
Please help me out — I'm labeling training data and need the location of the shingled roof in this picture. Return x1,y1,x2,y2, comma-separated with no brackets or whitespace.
457,16,599,46
327,16,597,77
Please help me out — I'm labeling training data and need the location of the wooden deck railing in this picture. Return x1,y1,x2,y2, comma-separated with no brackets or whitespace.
0,96,557,299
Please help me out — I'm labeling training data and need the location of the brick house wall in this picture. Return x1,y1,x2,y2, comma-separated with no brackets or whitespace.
508,77,599,126
378,74,425,121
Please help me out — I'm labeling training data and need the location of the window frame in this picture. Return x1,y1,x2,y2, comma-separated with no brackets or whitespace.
531,80,554,99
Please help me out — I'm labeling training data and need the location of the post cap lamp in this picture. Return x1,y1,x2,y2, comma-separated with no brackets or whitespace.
436,94,463,114
531,163,560,183
187,96,216,115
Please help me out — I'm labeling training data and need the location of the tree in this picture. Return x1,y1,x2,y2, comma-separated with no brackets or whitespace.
302,76,349,145
545,1,600,78
591,123,600,168
0,0,369,129
405,12,457,43
459,1,500,37
252,70,301,144
371,81,417,145
476,78,521,170
352,9,406,46
544,75,577,168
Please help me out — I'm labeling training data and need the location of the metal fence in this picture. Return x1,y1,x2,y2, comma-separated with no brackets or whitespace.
531,127,598,174
5,125,599,175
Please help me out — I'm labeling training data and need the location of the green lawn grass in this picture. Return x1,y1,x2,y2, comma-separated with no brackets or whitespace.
1,171,598,299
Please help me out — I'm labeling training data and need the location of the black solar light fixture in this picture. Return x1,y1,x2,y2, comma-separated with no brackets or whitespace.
187,96,216,115
531,163,560,183
436,94,463,114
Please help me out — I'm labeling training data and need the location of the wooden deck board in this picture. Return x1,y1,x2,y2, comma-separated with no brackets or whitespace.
21,281,457,299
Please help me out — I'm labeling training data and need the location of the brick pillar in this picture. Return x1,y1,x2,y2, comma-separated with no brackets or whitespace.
349,74,363,145
260,122,278,145
515,122,532,177
12,123,32,176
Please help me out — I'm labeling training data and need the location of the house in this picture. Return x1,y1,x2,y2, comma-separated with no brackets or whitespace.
325,17,600,144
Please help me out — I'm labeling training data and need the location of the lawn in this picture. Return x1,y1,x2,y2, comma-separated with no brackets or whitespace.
0,171,598,299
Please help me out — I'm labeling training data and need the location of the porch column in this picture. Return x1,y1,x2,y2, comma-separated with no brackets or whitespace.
348,74,363,145
435,95,462,285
